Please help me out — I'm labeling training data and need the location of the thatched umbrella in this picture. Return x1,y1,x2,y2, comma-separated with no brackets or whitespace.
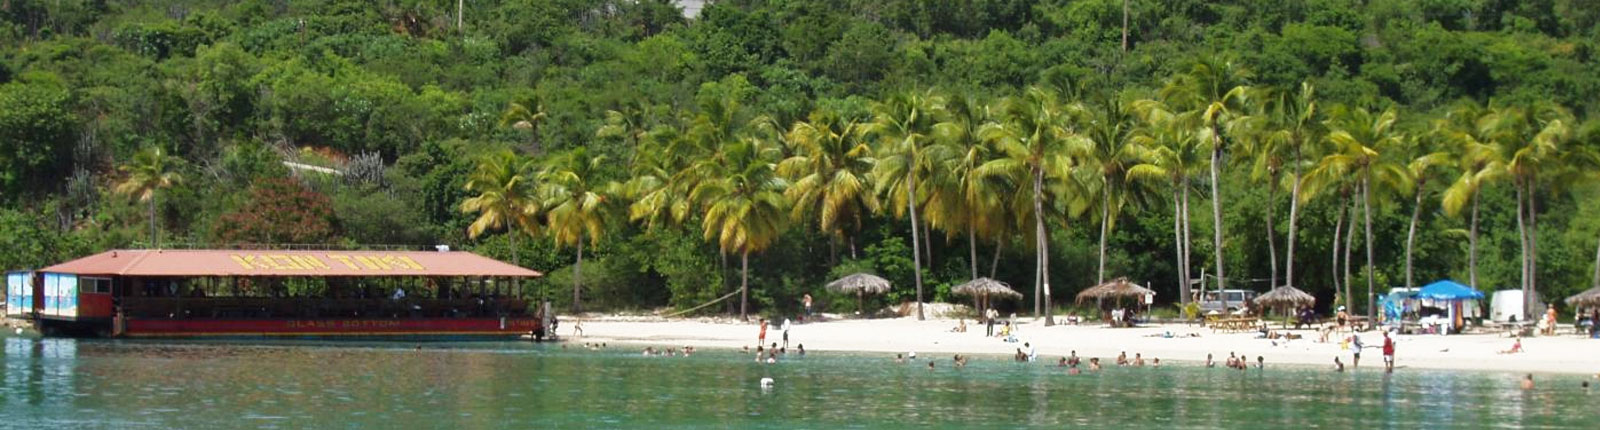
1565,287,1600,308
1256,285,1315,325
951,277,1022,320
826,273,892,313
1074,277,1155,303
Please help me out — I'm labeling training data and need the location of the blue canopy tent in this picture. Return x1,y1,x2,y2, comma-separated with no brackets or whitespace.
1416,280,1484,333
1417,280,1485,300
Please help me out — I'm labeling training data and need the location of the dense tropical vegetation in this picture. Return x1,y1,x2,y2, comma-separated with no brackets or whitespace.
4,0,1600,322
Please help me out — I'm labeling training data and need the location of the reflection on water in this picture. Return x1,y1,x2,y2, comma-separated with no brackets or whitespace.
1,335,1594,429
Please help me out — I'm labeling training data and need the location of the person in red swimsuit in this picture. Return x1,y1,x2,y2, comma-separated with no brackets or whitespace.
1381,331,1396,373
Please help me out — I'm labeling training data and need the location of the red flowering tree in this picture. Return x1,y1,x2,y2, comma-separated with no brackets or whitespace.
213,178,337,244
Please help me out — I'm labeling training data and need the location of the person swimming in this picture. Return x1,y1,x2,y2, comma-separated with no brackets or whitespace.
1089,357,1102,371
1521,374,1535,390
1206,353,1215,368
1334,357,1345,372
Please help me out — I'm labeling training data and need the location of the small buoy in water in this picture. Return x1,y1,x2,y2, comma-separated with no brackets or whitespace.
13,328,21,335
760,377,774,388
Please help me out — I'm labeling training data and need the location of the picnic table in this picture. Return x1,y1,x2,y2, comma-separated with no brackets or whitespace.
1205,316,1258,333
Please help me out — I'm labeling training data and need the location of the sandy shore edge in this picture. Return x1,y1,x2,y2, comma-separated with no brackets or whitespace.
563,314,1600,376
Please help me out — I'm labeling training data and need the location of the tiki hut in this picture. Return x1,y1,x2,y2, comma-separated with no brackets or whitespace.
951,277,1023,320
1074,277,1155,304
1256,286,1316,325
826,273,892,313
1565,287,1600,309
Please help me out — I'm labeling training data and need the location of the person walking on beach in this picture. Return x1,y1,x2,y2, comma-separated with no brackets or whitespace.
985,308,999,336
803,294,813,320
758,319,769,346
1382,331,1395,373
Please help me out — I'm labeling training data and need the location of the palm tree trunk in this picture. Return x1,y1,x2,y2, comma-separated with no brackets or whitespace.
1469,189,1480,290
908,175,925,320
923,221,935,270
1331,198,1344,305
1172,186,1187,304
1528,178,1539,314
1121,0,1130,51
969,228,978,280
1515,177,1528,318
1591,234,1600,289
1287,170,1301,289
990,238,1003,278
1098,187,1110,285
1266,171,1279,289
512,231,522,293
1363,176,1376,321
1209,143,1227,292
1343,197,1355,314
1405,187,1422,290
1033,166,1055,325
572,234,584,314
148,194,157,248
1182,180,1193,303
740,249,750,320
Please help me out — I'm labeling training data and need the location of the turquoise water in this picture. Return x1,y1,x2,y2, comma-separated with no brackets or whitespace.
2,334,1595,429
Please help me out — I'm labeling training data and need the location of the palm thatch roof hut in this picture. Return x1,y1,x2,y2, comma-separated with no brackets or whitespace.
1074,277,1154,303
951,277,1022,319
1565,287,1600,308
1256,286,1315,308
826,273,892,313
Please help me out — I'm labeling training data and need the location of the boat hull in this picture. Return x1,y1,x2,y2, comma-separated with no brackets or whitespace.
120,317,541,340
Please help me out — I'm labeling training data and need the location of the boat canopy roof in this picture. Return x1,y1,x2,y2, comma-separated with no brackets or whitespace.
39,249,542,278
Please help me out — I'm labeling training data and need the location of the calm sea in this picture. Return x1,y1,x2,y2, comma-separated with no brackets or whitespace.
1,334,1594,429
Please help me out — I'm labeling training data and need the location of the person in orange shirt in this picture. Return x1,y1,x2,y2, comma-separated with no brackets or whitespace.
757,319,768,346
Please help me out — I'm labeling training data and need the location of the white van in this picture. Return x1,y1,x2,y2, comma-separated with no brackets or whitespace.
1490,290,1543,323
1198,289,1258,313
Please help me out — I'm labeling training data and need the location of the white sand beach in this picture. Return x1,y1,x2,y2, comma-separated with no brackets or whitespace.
569,314,1600,375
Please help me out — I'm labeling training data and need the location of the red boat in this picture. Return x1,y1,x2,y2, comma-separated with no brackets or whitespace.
5,249,549,340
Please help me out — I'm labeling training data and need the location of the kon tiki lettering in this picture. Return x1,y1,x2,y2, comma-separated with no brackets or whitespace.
230,254,426,271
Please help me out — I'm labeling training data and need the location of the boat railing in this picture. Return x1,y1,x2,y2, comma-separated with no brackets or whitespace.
119,297,529,319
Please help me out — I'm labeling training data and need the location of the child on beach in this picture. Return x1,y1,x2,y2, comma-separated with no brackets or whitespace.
1499,335,1525,354
758,319,768,346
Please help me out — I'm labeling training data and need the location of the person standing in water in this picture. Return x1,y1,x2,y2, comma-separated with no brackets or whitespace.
781,319,792,348
1382,331,1396,373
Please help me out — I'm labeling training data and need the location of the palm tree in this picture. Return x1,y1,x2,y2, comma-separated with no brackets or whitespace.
115,145,183,248
539,147,612,314
1315,105,1405,320
689,137,788,320
1484,103,1574,318
1160,58,1253,294
462,149,541,286
1440,102,1502,291
1129,100,1206,304
500,100,548,154
1081,95,1145,285
978,86,1087,326
933,93,1007,280
866,90,945,321
1399,122,1453,289
1250,82,1321,290
778,107,879,260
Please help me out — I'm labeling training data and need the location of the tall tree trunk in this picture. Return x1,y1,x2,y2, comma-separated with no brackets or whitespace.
908,175,925,320
572,234,584,314
849,236,857,260
1363,176,1376,321
1121,0,1130,51
1405,186,1423,290
512,231,521,293
1098,187,1110,285
923,221,935,270
1173,187,1186,304
1287,169,1301,289
1209,138,1227,296
1528,178,1540,315
1343,197,1355,315
1592,234,1600,289
457,0,463,29
148,194,157,248
1331,198,1344,303
990,238,1004,279
1266,170,1279,288
969,228,978,280
1182,181,1193,303
1469,188,1480,290
1033,166,1055,325
1515,177,1529,319
740,249,749,320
